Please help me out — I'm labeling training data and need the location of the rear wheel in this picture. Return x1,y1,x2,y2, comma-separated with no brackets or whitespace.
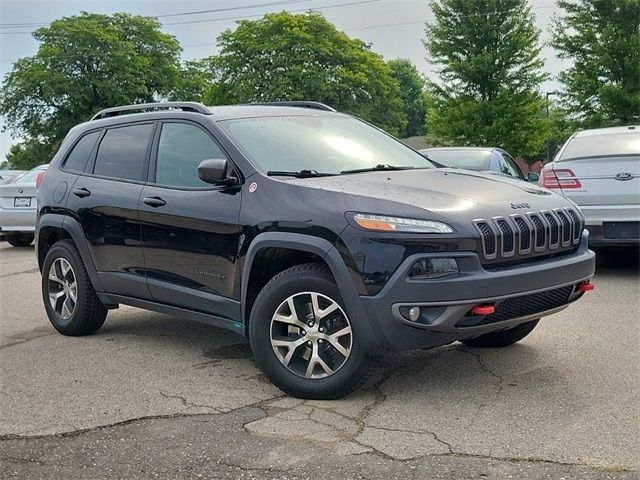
5,232,34,247
249,263,374,399
42,239,107,336
461,319,539,348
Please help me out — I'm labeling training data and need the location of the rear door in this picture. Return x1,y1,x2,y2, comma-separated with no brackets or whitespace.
67,122,155,299
139,120,242,320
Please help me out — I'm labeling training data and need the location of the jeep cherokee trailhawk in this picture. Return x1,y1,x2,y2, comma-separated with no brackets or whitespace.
36,101,596,399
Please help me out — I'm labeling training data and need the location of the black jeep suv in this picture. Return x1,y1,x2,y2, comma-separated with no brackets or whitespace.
36,101,596,399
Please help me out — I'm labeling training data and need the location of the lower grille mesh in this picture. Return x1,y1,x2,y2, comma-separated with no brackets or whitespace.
477,285,574,325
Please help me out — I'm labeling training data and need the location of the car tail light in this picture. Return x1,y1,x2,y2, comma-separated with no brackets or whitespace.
35,171,45,189
541,168,581,190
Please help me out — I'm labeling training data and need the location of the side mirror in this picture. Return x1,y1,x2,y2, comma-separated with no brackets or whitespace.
526,172,540,183
197,158,236,185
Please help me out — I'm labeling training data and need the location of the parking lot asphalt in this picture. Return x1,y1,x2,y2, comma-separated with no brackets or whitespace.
0,240,638,479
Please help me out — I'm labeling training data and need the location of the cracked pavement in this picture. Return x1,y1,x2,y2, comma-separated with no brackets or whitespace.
1,241,638,479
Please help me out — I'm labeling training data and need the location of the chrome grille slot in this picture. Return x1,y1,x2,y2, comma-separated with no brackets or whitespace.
529,214,546,249
512,216,531,252
566,209,582,244
476,222,497,258
496,219,515,256
555,209,571,246
544,212,560,248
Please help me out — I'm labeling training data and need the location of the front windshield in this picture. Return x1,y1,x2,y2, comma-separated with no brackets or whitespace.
219,115,435,174
423,150,491,170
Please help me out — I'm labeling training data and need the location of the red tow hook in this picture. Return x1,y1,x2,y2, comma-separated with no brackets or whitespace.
577,281,595,293
471,304,495,316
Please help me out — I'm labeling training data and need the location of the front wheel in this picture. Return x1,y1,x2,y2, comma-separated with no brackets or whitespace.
249,263,374,399
461,319,539,348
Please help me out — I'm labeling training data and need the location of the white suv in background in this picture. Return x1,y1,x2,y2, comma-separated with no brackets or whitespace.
541,126,640,246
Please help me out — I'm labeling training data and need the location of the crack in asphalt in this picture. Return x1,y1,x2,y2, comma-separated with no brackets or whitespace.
158,390,223,413
0,333,56,352
0,267,39,279
0,392,631,474
458,347,505,393
0,339,630,474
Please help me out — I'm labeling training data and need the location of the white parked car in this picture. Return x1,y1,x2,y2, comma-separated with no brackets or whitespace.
541,126,639,246
0,164,48,247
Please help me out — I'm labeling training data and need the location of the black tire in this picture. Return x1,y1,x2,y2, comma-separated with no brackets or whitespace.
5,232,34,247
42,239,107,336
249,262,375,399
461,319,539,348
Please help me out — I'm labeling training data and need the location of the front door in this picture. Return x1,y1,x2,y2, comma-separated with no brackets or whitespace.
138,121,242,320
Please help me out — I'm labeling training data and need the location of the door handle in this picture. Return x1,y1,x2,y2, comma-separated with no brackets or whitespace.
142,196,166,208
72,187,91,198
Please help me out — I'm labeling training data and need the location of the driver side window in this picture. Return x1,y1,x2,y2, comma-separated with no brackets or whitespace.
155,123,227,188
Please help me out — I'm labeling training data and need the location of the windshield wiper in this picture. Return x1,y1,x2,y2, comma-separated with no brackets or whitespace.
340,164,416,174
266,169,338,178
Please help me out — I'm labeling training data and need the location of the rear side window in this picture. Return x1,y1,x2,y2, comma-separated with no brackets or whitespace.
93,124,154,181
63,131,100,173
155,122,227,188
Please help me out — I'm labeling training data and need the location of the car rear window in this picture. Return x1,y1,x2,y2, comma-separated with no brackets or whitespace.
422,150,491,170
12,167,46,184
559,131,640,161
63,131,100,173
93,124,154,181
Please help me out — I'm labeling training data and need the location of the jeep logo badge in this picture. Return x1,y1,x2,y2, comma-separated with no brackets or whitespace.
615,172,632,181
510,202,530,209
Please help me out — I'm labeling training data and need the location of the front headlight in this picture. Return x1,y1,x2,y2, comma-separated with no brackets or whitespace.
352,213,454,233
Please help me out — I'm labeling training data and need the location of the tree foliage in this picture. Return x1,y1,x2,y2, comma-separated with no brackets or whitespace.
387,59,427,137
205,12,406,135
0,12,183,168
552,0,640,126
424,0,549,156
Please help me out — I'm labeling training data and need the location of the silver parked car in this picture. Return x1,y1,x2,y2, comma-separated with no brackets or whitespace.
0,170,26,185
541,125,639,246
0,164,48,247
420,147,540,182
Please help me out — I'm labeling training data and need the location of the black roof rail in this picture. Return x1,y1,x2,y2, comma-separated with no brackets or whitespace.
250,101,336,112
91,102,211,121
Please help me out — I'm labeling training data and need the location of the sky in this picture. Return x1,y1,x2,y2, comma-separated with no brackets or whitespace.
0,0,568,162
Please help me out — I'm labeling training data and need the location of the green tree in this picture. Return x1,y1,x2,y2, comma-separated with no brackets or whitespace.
387,59,427,137
424,0,549,156
552,0,640,126
0,12,183,168
170,60,214,103
205,12,406,135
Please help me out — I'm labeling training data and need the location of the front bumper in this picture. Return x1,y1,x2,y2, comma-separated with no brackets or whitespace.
357,233,595,351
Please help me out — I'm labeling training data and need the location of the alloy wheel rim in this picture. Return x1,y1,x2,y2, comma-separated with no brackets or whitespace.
47,258,77,320
270,292,352,379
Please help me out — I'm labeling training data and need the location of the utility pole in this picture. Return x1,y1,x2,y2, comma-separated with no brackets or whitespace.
546,91,557,162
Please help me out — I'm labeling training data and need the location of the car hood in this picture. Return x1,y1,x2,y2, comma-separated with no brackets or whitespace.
288,168,571,220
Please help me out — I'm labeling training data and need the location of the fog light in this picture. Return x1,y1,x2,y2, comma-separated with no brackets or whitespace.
408,306,421,322
409,258,459,279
